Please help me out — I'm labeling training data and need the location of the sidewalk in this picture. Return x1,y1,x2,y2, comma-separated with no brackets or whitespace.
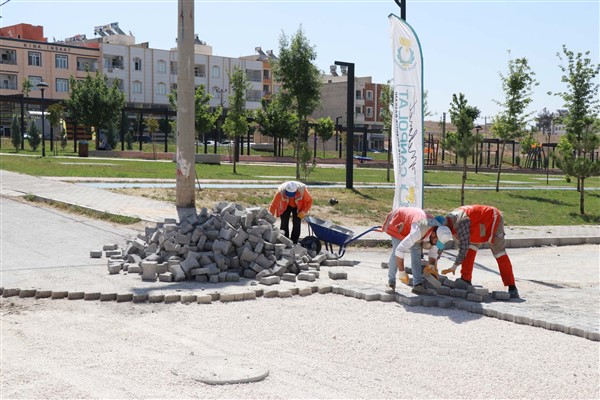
2,170,599,248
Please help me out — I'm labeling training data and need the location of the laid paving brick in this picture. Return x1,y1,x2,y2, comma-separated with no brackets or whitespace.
450,288,468,298
18,289,36,298
467,293,484,302
549,322,568,333
233,293,245,301
400,296,422,306
209,292,220,301
584,331,600,341
242,291,257,301
219,293,234,302
278,289,292,298
379,293,394,302
363,291,380,302
515,315,532,325
90,250,103,258
331,286,344,294
35,290,52,299
196,295,212,304
298,287,312,297
568,327,585,338
437,299,453,308
298,272,316,282
164,294,181,303
442,279,456,288
500,313,515,322
436,286,451,296
3,288,19,298
68,292,84,300
421,297,438,307
131,294,147,303
289,288,299,295
263,289,279,298
99,293,117,301
252,288,263,298
116,293,133,302
344,288,356,297
492,291,511,300
328,271,347,280
149,294,165,303
472,287,489,296
84,292,101,301
318,285,332,294
179,294,196,304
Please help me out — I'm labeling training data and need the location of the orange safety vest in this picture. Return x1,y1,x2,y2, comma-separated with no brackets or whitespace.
381,207,434,240
449,205,500,244
269,181,313,217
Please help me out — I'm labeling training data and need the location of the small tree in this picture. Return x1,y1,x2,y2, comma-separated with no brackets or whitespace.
223,66,250,173
551,46,600,215
536,108,556,184
314,117,334,157
273,26,322,179
254,94,298,157
46,103,65,155
298,141,316,181
443,93,481,205
27,120,41,151
11,116,21,151
124,129,134,150
493,53,538,191
145,117,160,160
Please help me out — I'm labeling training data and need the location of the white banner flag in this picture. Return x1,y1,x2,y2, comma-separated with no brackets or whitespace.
389,13,424,209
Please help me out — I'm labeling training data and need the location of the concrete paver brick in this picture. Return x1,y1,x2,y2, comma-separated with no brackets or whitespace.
278,289,292,298
133,294,148,303
18,289,36,298
100,293,117,301
84,292,101,301
116,293,133,302
51,291,68,299
493,291,511,300
149,294,165,303
35,290,52,299
68,291,84,300
90,250,102,258
164,294,181,303
299,287,312,296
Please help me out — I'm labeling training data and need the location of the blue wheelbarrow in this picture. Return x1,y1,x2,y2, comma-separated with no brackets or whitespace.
299,216,381,258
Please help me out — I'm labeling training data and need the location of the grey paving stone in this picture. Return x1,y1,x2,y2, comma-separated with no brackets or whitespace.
149,294,165,303
100,293,117,301
84,292,101,301
164,294,180,303
220,293,235,302
263,289,279,298
116,293,133,302
278,289,293,298
35,290,52,299
243,291,257,301
380,293,394,302
318,285,332,294
196,295,212,304
133,294,148,303
298,287,312,297
18,289,36,298
51,291,68,299
68,292,84,300
493,291,511,300
2,288,19,298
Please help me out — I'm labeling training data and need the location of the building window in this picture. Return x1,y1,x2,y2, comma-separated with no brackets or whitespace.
1,49,17,65
366,107,373,117
194,64,206,77
133,57,142,71
132,80,142,94
263,70,270,79
55,54,68,69
263,84,270,94
246,69,261,82
366,90,373,101
56,78,69,93
355,90,362,100
211,66,220,78
28,51,42,67
157,60,167,73
355,106,362,114
157,82,167,95
28,76,42,89
170,61,177,75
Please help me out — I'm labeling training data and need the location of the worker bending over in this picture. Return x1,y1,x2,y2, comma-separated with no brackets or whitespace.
269,181,313,244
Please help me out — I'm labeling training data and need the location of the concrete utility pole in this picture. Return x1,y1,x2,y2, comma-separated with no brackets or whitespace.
175,0,196,210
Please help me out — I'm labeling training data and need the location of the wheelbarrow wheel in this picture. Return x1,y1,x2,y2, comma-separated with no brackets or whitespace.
299,236,322,254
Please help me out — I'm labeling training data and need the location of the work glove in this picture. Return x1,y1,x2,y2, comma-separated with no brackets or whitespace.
298,212,306,219
423,264,438,279
441,264,458,276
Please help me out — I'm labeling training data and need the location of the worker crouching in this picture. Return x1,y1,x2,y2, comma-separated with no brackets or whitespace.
269,181,313,244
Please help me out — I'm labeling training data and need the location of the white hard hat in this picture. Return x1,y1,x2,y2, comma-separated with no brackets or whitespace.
436,226,452,250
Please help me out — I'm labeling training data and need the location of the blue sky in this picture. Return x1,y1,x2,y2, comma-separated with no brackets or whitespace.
2,0,598,125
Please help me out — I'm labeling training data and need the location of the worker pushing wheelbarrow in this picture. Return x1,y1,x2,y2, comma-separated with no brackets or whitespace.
300,216,381,258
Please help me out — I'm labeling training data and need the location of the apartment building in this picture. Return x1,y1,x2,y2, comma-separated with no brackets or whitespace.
0,22,266,134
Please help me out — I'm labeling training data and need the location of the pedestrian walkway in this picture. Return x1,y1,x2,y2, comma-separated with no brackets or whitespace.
1,169,599,342
2,170,599,247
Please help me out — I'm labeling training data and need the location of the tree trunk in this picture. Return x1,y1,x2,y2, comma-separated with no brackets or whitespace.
461,157,467,206
295,120,302,180
580,177,585,215
495,140,507,192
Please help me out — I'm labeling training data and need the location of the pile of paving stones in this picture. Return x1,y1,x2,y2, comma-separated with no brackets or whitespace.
92,201,353,285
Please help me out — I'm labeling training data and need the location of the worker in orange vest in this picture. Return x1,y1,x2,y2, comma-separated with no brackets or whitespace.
437,204,519,298
269,181,313,244
381,207,452,294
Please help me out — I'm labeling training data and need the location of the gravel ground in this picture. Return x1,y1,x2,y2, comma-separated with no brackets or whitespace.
2,294,598,399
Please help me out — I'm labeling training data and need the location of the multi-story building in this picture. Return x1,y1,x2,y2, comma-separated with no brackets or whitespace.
0,22,265,135
314,65,388,151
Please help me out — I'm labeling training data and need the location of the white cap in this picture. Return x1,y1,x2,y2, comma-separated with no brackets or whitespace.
285,181,298,193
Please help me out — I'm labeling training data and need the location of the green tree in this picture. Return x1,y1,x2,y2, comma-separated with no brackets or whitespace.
145,117,160,160
272,26,322,180
21,78,33,98
168,85,221,149
536,108,556,183
551,46,600,215
46,103,65,155
11,116,21,152
314,117,334,157
254,94,298,157
493,53,538,191
222,66,250,173
443,93,481,205
380,82,393,182
27,120,41,151
66,72,125,149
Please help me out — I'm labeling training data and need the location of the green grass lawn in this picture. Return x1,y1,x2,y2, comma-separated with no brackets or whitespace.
1,151,598,225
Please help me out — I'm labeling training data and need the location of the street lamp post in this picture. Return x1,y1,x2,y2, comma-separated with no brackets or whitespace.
334,61,355,189
36,81,49,157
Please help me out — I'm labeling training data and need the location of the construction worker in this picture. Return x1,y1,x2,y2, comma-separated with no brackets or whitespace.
381,207,453,295
437,204,520,298
269,181,313,244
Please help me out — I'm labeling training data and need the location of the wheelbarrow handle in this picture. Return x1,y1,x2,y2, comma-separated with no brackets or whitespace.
343,226,382,246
